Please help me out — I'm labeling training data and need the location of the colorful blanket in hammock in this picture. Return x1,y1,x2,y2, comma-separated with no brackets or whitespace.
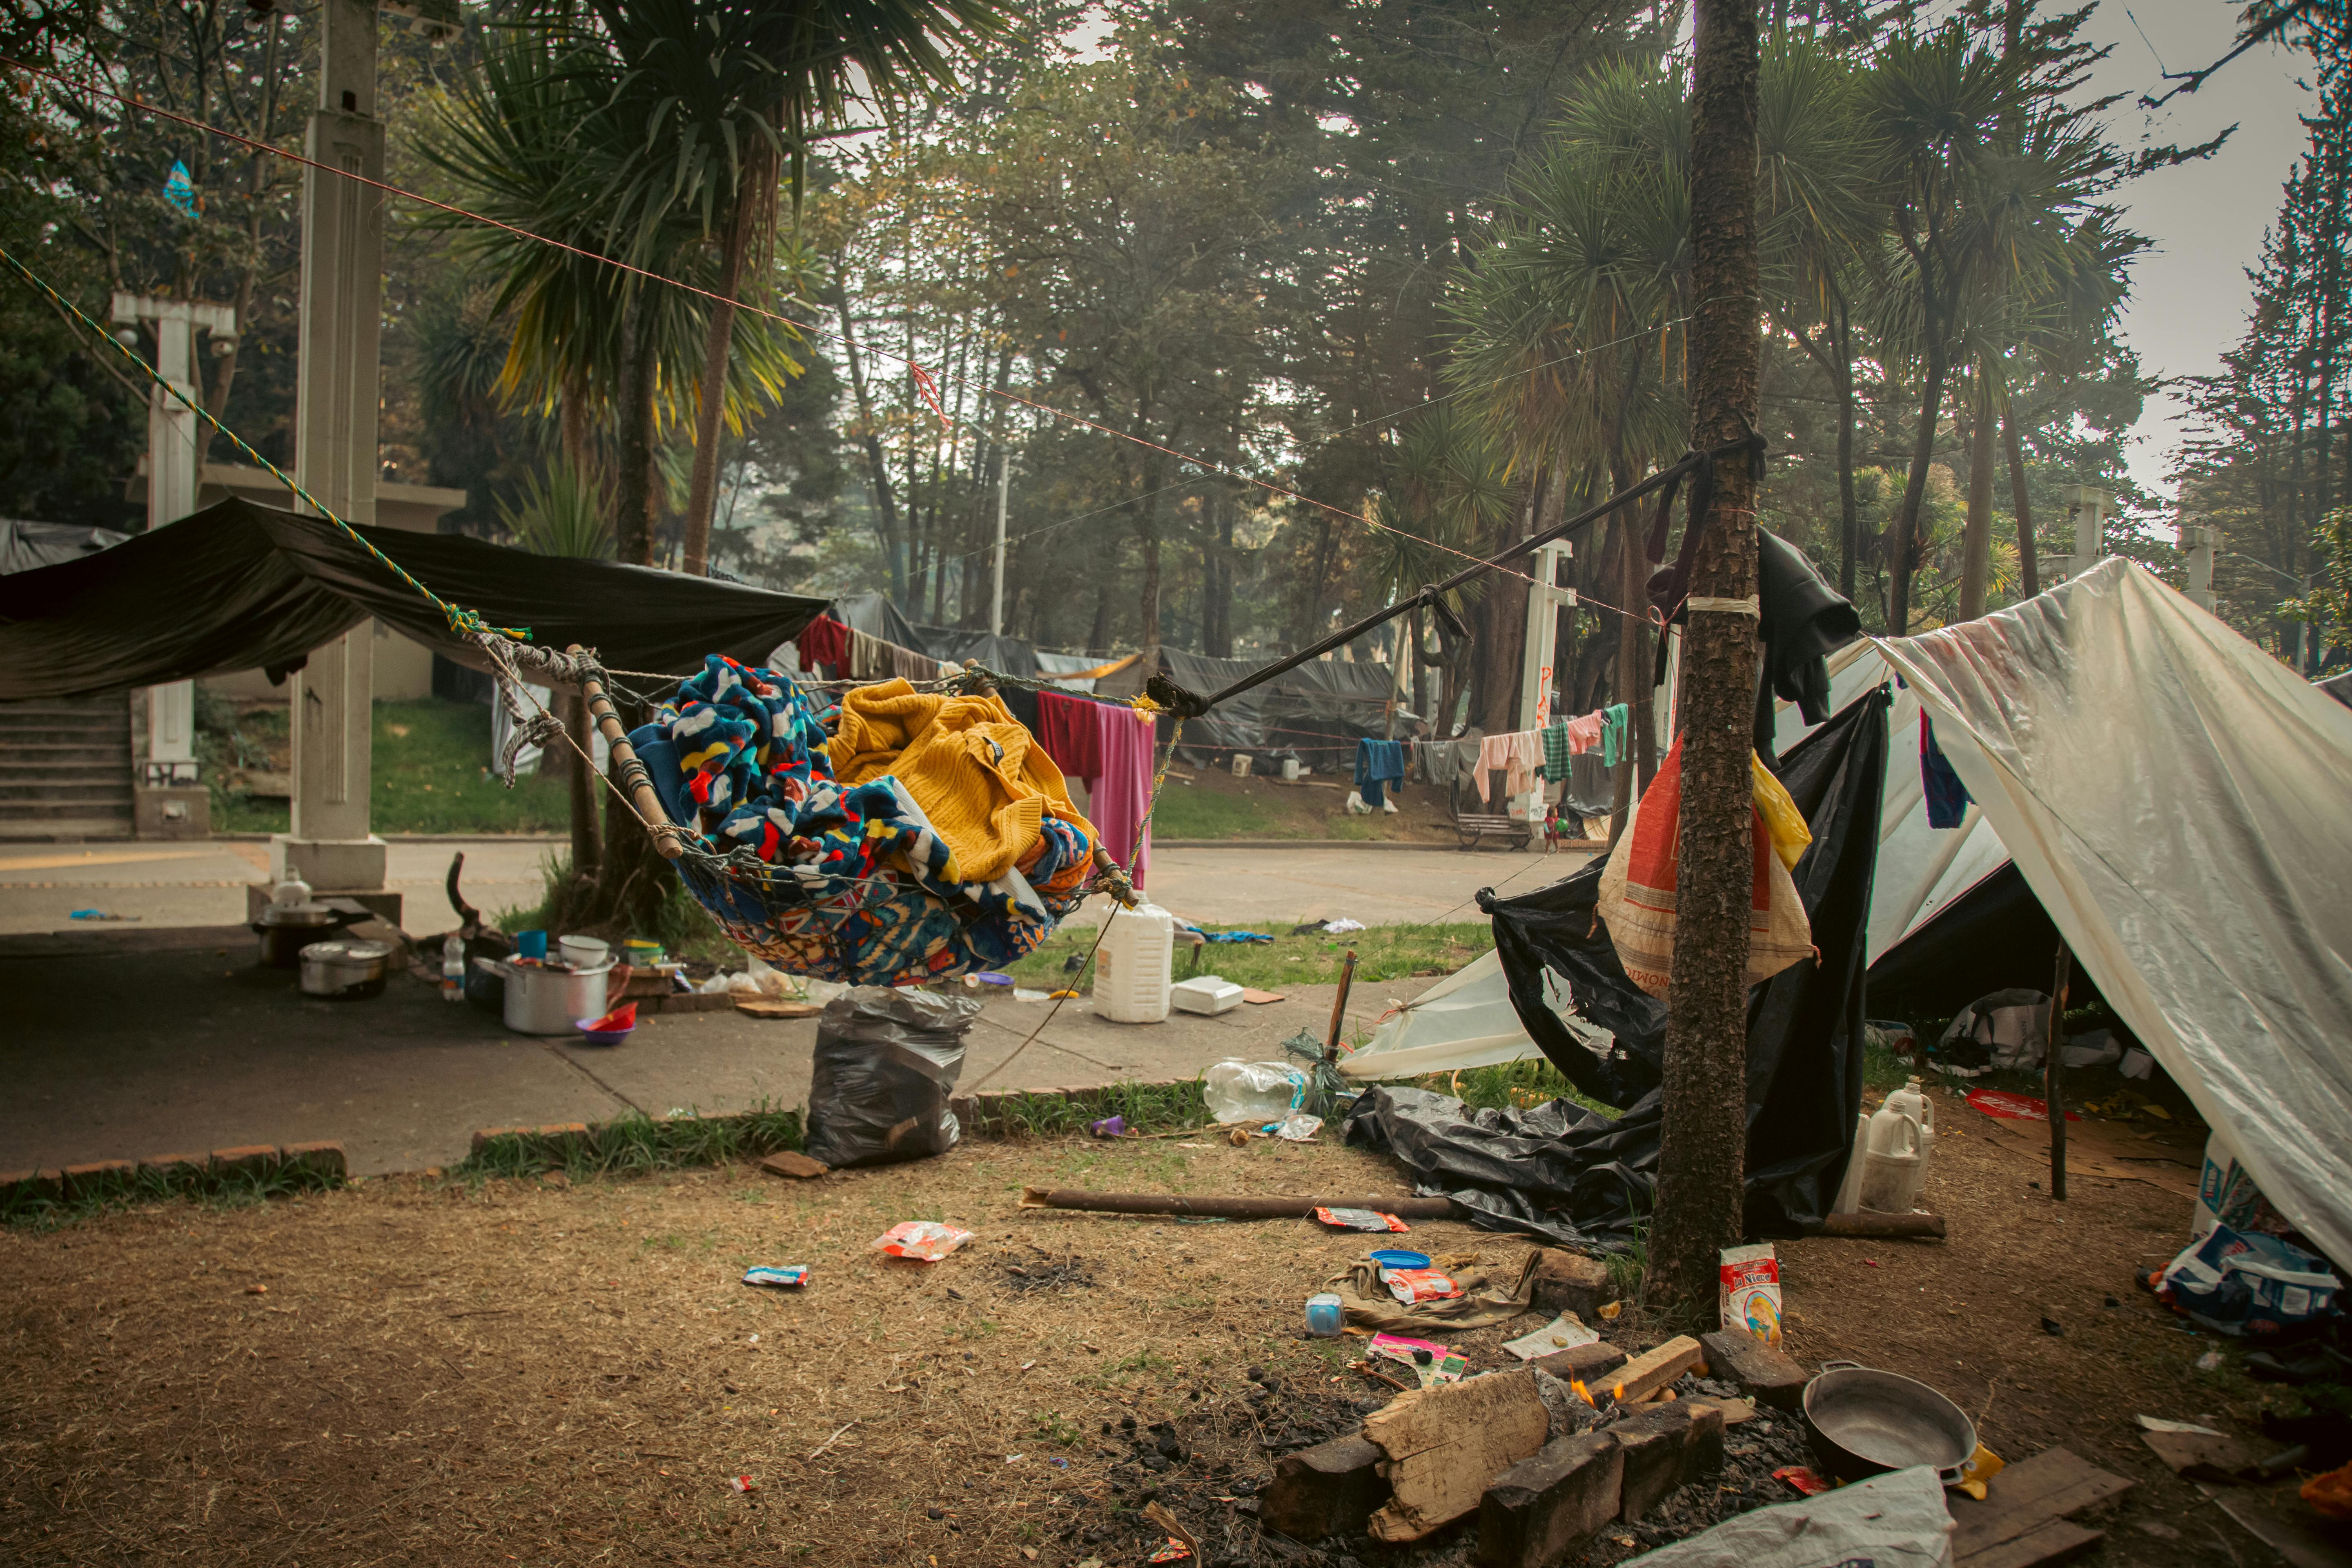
629,656,1096,984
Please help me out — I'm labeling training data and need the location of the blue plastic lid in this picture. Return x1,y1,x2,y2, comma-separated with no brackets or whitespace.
1369,1249,1430,1270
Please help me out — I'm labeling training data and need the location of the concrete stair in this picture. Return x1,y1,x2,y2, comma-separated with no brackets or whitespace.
0,693,135,840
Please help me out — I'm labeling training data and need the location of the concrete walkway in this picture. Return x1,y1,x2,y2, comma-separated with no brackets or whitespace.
0,924,1452,1176
0,840,1589,1177
0,837,1581,934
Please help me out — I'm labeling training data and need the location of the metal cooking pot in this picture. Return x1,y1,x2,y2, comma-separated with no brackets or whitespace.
298,938,394,1000
1802,1361,1977,1484
254,902,346,967
495,957,615,1036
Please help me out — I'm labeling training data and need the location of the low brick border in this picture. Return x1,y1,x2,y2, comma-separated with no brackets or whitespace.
2,1141,349,1221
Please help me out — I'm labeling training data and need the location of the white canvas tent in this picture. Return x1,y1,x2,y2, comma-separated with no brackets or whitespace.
1340,561,2352,1266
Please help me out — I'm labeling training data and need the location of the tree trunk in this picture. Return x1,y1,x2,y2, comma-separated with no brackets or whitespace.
1887,292,1946,637
1649,0,1763,1312
1959,372,1996,621
681,148,768,577
835,284,908,601
1834,298,1860,604
2005,400,2043,600
1478,479,1540,736
613,292,659,567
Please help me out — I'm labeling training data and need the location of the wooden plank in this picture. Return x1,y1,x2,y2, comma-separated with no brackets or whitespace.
1958,1518,2104,1568
1364,1369,1551,1542
735,996,821,1019
1605,1336,1704,1406
1947,1448,2132,1560
2198,1479,2352,1568
2142,1428,2267,1481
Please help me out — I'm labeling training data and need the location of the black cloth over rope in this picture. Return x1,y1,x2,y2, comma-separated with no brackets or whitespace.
1345,686,1890,1248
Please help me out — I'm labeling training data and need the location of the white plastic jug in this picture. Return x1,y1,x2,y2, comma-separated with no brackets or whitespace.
1095,900,1174,1023
1858,1076,1935,1213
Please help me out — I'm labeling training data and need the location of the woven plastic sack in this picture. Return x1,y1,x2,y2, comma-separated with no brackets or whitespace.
802,987,980,1168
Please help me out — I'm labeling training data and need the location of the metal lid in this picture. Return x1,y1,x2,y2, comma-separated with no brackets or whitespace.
301,939,394,962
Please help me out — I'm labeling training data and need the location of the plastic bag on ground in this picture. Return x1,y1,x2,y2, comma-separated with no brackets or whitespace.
2158,1223,2341,1338
802,987,980,1168
1203,1060,1307,1123
1621,1465,1954,1567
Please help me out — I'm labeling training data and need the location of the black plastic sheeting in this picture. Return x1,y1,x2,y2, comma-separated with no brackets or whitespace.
1865,861,2110,1021
0,518,129,577
1158,645,1408,765
1346,687,1891,1247
0,496,828,700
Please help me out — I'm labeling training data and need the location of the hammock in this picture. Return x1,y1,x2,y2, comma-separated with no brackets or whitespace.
484,640,1138,986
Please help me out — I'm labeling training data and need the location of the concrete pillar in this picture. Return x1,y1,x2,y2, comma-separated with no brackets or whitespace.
112,294,235,786
2182,519,2218,611
278,0,388,894
2060,484,2109,582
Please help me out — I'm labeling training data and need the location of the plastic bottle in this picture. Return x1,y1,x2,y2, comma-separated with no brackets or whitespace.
1304,1292,1344,1337
1203,1060,1309,1123
1858,1076,1935,1212
1094,900,1175,1023
441,931,466,1002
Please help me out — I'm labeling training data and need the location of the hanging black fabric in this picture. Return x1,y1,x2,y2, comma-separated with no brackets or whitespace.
1346,686,1890,1245
0,496,829,700
1158,646,1405,763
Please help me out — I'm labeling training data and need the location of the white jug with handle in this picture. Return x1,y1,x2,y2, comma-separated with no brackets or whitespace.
1858,1076,1935,1213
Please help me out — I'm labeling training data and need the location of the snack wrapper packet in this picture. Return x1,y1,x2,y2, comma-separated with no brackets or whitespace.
1315,1206,1409,1232
871,1221,973,1261
1719,1242,1783,1346
1382,1267,1463,1305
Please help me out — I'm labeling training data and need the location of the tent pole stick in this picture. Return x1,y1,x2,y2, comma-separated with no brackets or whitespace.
2047,941,2072,1201
1326,949,1357,1059
568,643,686,862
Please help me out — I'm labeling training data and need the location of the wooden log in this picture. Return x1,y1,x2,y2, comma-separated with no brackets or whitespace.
1016,1187,1456,1220
1530,1250,1614,1320
1261,1434,1389,1540
1817,1210,1947,1238
1365,1370,1552,1542
1603,1336,1704,1406
1528,1341,1628,1385
1615,1399,1726,1523
1697,1330,1809,1411
1476,1433,1624,1568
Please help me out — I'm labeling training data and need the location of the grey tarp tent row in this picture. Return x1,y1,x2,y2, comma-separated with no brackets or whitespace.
0,496,829,700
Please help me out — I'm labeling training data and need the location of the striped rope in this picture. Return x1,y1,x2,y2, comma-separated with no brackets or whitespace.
0,243,528,643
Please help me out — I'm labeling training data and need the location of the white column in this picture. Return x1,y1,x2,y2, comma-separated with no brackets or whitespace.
2181,519,2218,611
276,0,388,893
2060,484,2109,582
1514,540,1575,819
112,294,235,787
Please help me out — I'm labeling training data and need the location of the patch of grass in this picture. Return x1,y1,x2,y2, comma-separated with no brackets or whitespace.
1005,920,1492,993
2,1157,344,1231
964,1079,1212,1140
1029,1411,1083,1448
371,698,574,834
1401,1059,1621,1121
455,1102,805,1183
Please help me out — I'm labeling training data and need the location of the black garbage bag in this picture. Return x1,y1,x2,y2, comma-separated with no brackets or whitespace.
1350,688,1890,1245
802,987,980,1168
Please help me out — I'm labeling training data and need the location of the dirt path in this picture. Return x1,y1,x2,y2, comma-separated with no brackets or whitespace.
0,1102,2306,1566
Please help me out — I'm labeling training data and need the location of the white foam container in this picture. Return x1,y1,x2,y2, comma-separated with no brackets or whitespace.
1171,976,1243,1016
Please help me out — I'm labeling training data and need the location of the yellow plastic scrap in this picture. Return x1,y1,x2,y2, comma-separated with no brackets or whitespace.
1953,1443,2005,1501
1751,752,1812,871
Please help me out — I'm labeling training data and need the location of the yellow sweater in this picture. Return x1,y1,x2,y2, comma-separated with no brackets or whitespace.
826,679,1096,884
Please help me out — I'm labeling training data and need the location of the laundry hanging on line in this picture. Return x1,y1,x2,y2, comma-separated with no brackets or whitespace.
1353,737,1406,811
1477,729,1546,799
1920,713,1972,829
1035,689,1157,886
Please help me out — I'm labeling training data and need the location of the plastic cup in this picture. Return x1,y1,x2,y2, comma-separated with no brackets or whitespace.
1305,1292,1344,1337
516,929,548,961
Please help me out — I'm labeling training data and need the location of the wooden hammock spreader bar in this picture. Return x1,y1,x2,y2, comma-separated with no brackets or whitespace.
568,644,688,862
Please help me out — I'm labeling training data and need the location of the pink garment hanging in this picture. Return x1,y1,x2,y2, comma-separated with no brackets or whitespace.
1564,709,1606,755
1474,729,1544,803
1034,690,1153,885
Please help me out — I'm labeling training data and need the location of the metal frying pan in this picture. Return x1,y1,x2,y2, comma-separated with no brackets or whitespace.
1802,1361,1978,1484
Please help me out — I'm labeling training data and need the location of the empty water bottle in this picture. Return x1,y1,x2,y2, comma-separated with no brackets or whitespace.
441,931,465,1002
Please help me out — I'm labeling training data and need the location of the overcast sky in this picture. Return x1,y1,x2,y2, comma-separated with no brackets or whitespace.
2072,1,2318,504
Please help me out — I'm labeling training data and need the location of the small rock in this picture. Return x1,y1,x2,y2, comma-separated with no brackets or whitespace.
2041,1316,2065,1336
2029,1179,2042,1190
1247,1365,1270,1383
926,1507,944,1520
2136,1521,2181,1540
945,1287,965,1301
1141,1454,1172,1473
2105,1295,2120,1308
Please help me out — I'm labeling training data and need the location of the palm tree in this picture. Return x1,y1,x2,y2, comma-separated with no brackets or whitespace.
569,0,1011,577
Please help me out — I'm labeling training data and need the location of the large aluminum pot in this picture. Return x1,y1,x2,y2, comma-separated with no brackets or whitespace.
496,958,615,1036
298,939,394,1000
254,902,346,967
1802,1361,1977,1485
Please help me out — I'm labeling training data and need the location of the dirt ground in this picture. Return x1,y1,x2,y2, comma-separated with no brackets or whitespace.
0,1087,2321,1568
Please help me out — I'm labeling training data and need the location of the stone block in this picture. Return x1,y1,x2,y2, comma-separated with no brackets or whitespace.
60,1160,137,1198
280,1142,348,1182
138,1154,209,1185
1530,1249,1615,1321
1699,1329,1810,1411
1614,1399,1726,1523
1528,1341,1628,1386
1477,1432,1624,1568
470,1127,526,1154
534,1122,590,1141
1261,1433,1389,1540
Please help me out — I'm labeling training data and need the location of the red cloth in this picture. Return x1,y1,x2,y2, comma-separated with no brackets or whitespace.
1034,690,1152,884
1035,689,1105,778
793,613,850,673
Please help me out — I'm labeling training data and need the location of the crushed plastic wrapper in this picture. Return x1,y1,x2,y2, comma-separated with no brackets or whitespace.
1270,1113,1323,1142
869,1221,973,1261
1773,1465,1830,1496
1381,1267,1463,1305
1148,1540,1192,1564
1369,1332,1465,1386
742,1265,809,1288
1314,1206,1409,1233
728,1475,757,1494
